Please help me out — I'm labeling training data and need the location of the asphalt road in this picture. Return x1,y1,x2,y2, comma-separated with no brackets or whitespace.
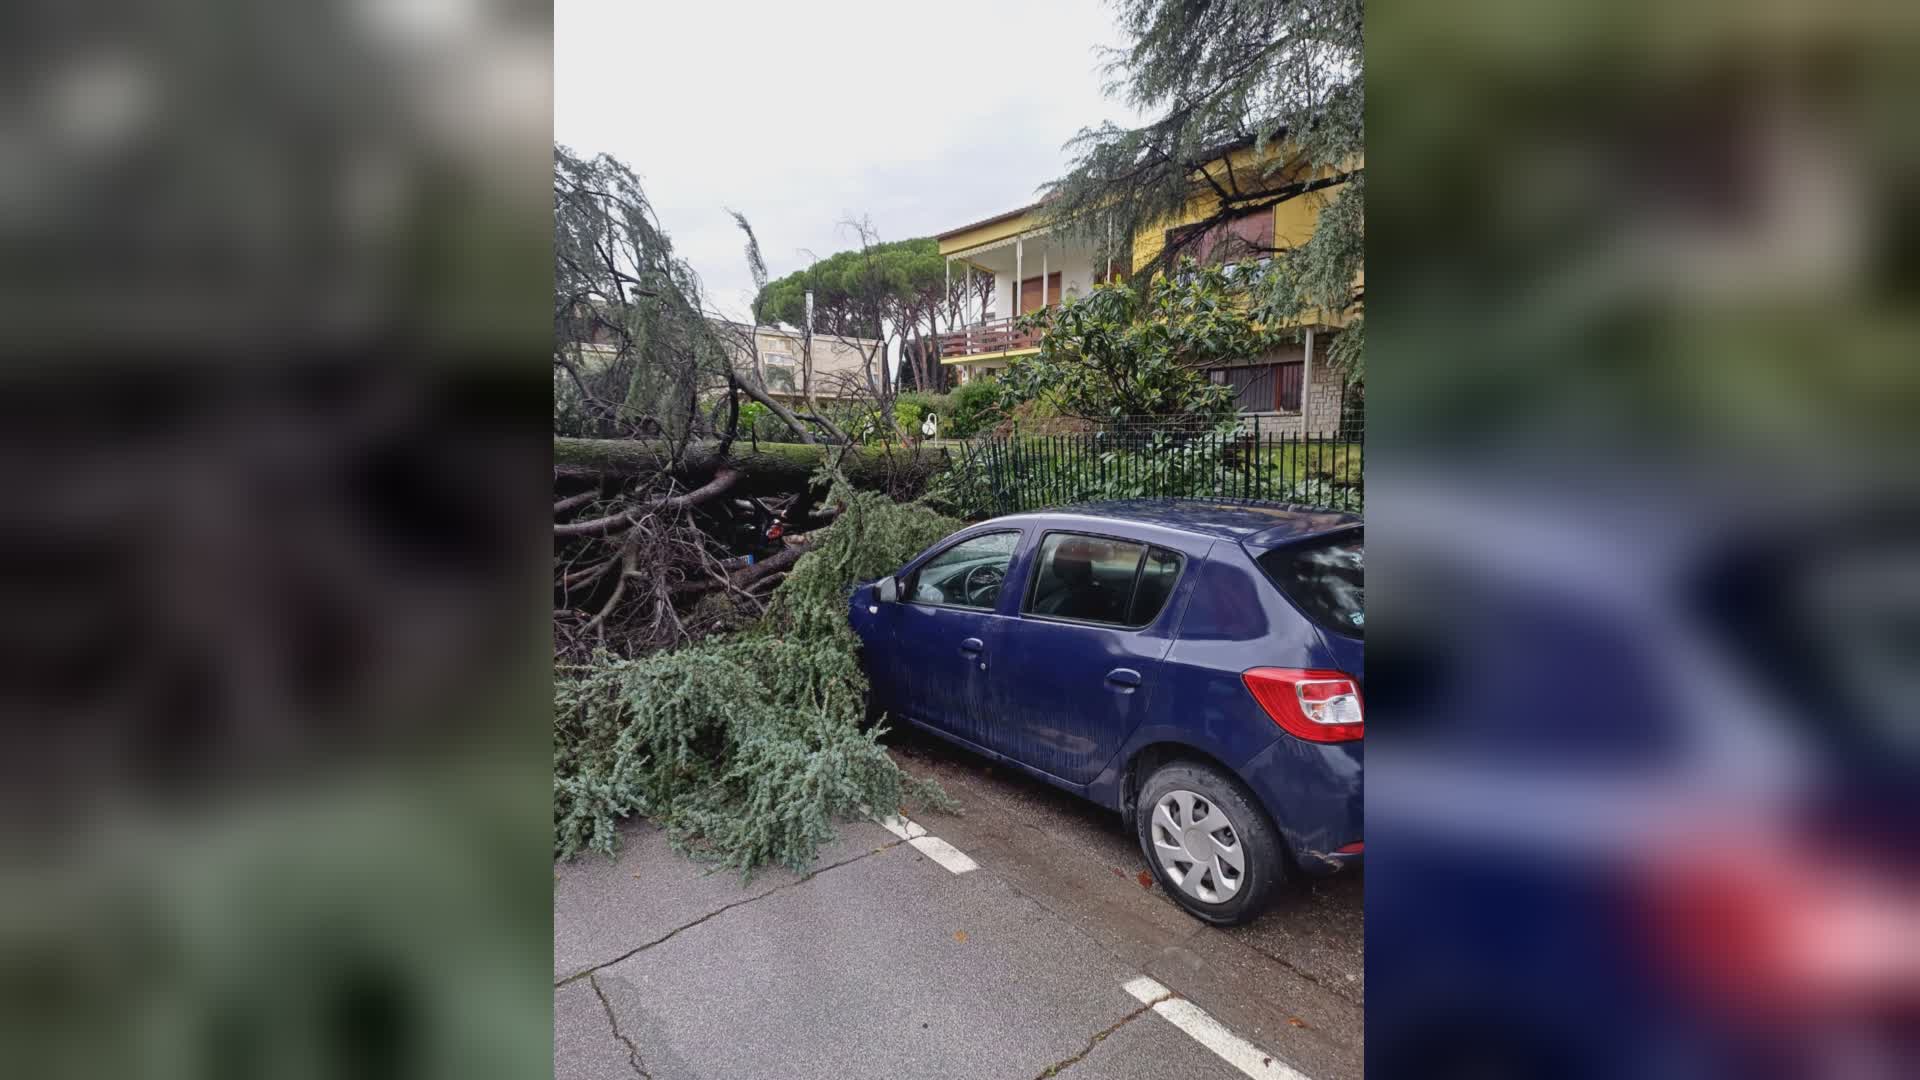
555,727,1363,1080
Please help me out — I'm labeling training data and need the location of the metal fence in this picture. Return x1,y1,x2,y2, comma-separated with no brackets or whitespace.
946,412,1364,518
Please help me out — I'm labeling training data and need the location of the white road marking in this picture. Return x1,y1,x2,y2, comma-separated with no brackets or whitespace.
1123,976,1310,1080
875,814,927,841
907,835,978,874
871,812,977,874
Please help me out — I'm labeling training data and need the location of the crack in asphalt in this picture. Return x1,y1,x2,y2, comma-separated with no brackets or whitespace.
589,972,653,1080
556,837,907,987
1237,938,1363,1006
1033,992,1175,1079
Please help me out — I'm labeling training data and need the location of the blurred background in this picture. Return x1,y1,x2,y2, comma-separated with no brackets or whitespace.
0,2,553,1078
1367,1,1918,1078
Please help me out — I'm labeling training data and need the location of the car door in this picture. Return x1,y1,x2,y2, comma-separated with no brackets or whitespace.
889,529,1021,746
988,531,1189,784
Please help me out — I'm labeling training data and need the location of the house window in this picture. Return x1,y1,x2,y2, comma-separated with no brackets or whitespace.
760,352,797,392
1210,361,1303,414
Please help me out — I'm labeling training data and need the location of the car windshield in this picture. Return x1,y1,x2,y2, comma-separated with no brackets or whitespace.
1256,528,1363,638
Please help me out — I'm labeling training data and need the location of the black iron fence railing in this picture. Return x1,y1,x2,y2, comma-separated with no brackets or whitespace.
942,412,1363,519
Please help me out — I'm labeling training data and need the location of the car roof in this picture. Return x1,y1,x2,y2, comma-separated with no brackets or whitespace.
995,499,1360,547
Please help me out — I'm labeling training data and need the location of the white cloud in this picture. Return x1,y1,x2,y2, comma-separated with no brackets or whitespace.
555,0,1144,321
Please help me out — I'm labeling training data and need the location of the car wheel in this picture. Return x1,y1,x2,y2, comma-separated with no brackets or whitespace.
1135,761,1285,925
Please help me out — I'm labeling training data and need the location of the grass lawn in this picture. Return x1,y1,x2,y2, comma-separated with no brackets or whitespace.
1252,441,1363,486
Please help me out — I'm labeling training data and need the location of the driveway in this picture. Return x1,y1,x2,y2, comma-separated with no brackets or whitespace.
555,729,1362,1080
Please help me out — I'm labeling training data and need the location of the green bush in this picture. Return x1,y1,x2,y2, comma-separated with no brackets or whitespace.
554,474,960,875
945,380,1003,438
897,390,953,414
892,401,926,441
896,391,954,435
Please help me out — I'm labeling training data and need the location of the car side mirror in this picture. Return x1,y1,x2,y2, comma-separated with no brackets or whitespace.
876,576,899,604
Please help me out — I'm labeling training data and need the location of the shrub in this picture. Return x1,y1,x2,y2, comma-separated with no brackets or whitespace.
945,380,1003,438
897,391,954,436
896,390,952,414
892,401,926,442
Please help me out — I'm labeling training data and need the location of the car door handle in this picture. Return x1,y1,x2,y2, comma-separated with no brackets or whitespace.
1106,668,1142,690
958,637,984,654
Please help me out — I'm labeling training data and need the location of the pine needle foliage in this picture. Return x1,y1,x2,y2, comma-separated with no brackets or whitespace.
554,470,961,876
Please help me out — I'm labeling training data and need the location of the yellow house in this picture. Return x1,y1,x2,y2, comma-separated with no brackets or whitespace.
933,141,1357,434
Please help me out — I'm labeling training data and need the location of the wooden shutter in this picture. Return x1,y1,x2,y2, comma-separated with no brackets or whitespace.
1209,361,1304,412
1019,272,1062,314
1277,361,1304,412
1215,365,1276,413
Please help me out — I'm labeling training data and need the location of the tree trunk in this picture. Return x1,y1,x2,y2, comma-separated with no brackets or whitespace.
555,438,952,497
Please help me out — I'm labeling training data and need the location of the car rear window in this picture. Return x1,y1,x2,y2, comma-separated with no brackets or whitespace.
1256,528,1363,637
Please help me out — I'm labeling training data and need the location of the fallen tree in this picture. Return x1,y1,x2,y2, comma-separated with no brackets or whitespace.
553,438,952,658
552,148,967,876
554,474,962,873
554,437,951,497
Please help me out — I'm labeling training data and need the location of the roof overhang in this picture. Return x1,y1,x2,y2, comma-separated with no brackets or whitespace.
937,202,1052,259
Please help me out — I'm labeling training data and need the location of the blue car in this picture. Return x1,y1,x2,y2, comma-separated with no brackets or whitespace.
848,499,1363,924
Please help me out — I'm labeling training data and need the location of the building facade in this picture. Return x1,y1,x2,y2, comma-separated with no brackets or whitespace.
932,143,1358,435
718,321,886,404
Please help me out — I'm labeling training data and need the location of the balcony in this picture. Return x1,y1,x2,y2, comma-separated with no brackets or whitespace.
936,315,1040,361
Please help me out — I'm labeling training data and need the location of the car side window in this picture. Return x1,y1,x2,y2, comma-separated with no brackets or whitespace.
1128,546,1184,625
1025,533,1185,628
905,531,1019,611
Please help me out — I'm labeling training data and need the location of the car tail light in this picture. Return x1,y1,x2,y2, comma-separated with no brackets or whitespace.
1635,825,1920,1017
1243,668,1363,742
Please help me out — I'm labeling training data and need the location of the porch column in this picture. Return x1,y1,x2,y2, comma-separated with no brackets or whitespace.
964,261,973,330
1041,246,1049,306
1302,326,1316,432
1014,237,1023,320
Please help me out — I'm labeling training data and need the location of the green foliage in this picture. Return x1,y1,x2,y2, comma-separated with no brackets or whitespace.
734,400,800,443
896,390,954,420
1001,266,1268,421
554,145,733,441
898,388,960,434
756,238,945,337
554,476,962,875
756,474,961,642
892,401,926,441
944,380,1004,438
933,422,1235,516
836,401,930,447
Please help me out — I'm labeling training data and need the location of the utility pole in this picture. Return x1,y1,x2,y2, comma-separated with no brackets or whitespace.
802,289,814,402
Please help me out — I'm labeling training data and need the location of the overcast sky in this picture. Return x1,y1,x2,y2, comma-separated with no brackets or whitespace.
555,0,1146,322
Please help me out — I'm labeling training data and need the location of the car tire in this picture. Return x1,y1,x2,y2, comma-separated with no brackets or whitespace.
1135,760,1286,926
